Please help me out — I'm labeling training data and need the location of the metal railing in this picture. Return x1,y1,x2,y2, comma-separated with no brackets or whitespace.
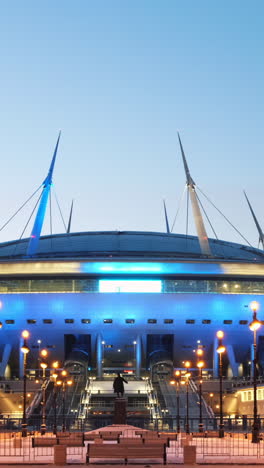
1,426,264,464
0,415,263,433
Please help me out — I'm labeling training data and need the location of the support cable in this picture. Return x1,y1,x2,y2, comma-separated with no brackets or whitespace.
0,185,42,232
49,189,53,252
53,188,74,253
50,190,53,237
196,186,253,248
171,186,187,233
11,191,43,257
53,189,67,232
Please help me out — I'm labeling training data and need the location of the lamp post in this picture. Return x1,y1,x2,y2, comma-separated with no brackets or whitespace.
40,348,48,435
249,300,261,443
57,370,73,432
53,380,58,435
51,362,59,435
21,330,30,437
175,370,181,432
171,370,182,432
101,341,105,375
216,330,226,438
196,349,205,433
184,361,191,434
133,341,137,374
40,351,59,435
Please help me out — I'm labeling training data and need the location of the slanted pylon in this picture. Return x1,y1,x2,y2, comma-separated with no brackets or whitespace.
67,199,74,234
244,191,264,250
26,133,61,257
178,133,211,256
163,199,170,234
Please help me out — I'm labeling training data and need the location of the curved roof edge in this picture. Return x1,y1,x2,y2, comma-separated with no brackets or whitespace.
0,230,263,263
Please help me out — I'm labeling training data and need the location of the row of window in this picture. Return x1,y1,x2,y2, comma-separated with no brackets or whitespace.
0,278,264,294
2,318,250,325
241,389,264,402
101,345,135,349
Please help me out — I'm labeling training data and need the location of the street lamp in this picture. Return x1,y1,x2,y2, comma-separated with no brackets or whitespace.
249,300,261,443
170,370,181,432
21,330,30,437
39,349,59,435
196,349,205,433
40,349,48,435
57,370,73,432
216,330,226,438
184,361,191,434
133,341,137,373
101,341,105,376
51,361,59,435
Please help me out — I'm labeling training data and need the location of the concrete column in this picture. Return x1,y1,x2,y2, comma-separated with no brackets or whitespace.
96,334,103,379
213,336,219,378
136,335,141,379
0,344,11,378
226,344,238,377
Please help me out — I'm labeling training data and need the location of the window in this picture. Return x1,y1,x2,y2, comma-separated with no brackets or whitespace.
65,319,74,324
99,279,162,293
103,319,113,324
164,319,173,324
104,344,113,348
43,319,53,324
223,320,232,324
148,319,157,324
186,319,195,324
241,392,247,402
202,320,211,324
47,345,56,349
81,319,91,324
239,320,248,325
125,319,135,324
27,319,36,324
5,320,14,324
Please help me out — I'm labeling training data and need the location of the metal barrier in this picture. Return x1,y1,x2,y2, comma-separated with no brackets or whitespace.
0,430,264,463
1,414,264,433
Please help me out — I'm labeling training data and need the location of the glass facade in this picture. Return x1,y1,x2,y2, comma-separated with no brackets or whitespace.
0,278,263,294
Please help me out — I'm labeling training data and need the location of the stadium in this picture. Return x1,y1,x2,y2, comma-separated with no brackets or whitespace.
0,134,264,384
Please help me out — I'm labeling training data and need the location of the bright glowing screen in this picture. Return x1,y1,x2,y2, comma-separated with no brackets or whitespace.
99,280,162,293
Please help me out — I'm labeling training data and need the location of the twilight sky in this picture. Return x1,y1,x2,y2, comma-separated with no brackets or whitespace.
0,1,263,248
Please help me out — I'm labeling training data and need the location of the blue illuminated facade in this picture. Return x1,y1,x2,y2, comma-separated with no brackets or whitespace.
0,230,264,379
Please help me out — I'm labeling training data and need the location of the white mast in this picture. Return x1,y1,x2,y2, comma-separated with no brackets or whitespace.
178,133,211,256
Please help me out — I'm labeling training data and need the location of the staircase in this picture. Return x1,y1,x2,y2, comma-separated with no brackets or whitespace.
157,378,215,419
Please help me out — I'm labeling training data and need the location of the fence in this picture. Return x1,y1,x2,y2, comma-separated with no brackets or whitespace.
1,414,264,433
1,430,264,464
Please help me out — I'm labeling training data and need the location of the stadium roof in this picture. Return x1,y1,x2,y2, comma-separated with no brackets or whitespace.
0,231,263,263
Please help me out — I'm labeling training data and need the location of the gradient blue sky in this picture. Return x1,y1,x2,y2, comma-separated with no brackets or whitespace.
0,1,263,248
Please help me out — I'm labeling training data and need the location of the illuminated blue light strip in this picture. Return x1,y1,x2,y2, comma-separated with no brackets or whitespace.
99,280,162,293
80,261,224,275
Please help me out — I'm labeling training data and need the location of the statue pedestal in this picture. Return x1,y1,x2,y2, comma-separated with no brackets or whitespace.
114,398,127,424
